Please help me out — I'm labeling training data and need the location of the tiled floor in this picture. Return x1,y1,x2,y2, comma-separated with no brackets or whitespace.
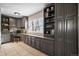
0,42,47,56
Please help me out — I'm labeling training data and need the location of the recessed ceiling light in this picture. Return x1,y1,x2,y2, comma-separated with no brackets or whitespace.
14,12,20,15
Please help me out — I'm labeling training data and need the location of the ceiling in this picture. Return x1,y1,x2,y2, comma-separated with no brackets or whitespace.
0,3,47,18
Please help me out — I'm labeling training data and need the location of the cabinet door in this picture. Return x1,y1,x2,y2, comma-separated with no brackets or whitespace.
55,3,77,18
64,3,77,17
31,36,35,47
9,18,16,30
27,36,32,45
49,40,55,56
22,35,26,43
47,40,54,56
55,18,65,56
21,18,25,28
26,36,30,44
26,36,33,46
1,32,10,44
65,16,78,56
25,35,28,44
41,39,54,55
34,37,41,49
55,3,64,18
41,39,48,54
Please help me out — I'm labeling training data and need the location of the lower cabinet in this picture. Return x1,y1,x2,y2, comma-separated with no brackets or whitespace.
1,32,10,44
23,35,54,56
40,39,54,55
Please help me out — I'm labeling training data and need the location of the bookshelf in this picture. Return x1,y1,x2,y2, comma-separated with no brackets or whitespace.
1,15,10,31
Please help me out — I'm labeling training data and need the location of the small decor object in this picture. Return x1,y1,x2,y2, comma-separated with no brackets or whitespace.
51,7,54,11
51,29,54,35
45,12,48,17
46,31,49,34
6,18,9,22
46,8,49,12
4,23,8,26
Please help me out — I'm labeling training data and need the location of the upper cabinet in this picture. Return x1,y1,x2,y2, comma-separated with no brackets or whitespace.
55,3,78,18
22,17,28,33
64,3,78,16
55,3,64,18
22,17,28,29
9,18,16,32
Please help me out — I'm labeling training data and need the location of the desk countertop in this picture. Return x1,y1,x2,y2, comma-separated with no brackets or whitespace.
22,33,54,41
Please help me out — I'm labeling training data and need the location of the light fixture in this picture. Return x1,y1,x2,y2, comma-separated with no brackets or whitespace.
14,12,20,15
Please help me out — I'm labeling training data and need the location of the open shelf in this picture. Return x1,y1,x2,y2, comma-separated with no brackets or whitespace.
1,15,10,31
44,4,55,38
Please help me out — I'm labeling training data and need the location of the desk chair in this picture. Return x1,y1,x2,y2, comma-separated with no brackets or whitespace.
13,30,21,42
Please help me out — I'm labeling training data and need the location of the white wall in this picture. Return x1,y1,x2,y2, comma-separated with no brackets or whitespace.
27,10,44,36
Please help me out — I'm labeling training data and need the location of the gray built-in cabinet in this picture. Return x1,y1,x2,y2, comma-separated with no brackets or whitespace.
1,15,10,44
55,3,78,56
22,35,54,56
22,3,78,56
